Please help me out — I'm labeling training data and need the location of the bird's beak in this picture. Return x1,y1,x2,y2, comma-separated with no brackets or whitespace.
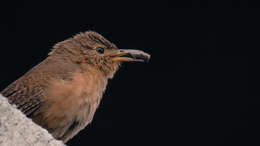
110,49,150,62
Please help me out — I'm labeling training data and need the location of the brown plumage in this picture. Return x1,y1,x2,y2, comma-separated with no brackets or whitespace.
1,31,150,143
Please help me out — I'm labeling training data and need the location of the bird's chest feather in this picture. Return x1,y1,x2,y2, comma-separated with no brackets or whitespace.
47,72,106,109
38,71,107,140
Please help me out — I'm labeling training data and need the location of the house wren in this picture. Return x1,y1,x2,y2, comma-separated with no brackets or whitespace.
1,31,150,143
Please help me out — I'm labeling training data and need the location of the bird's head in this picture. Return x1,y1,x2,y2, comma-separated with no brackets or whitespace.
50,31,150,78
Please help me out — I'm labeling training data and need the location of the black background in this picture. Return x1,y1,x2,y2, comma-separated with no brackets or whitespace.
0,1,259,146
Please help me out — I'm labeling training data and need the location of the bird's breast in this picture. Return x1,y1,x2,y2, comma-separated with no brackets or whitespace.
36,71,108,140
46,71,107,110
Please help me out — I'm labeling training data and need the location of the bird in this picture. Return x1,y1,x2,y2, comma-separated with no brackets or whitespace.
1,31,150,143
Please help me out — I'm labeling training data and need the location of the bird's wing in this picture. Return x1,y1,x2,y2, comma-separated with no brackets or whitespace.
1,80,45,117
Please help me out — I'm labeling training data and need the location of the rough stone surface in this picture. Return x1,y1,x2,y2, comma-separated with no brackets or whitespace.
0,94,65,146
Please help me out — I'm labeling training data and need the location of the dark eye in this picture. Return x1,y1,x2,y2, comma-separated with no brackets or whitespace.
96,47,104,54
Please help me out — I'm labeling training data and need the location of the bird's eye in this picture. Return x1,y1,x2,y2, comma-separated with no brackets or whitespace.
96,47,104,54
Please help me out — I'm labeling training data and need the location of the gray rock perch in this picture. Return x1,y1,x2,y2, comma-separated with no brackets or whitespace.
0,94,65,146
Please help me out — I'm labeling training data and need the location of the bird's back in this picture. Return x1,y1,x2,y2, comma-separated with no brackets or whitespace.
1,58,53,117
